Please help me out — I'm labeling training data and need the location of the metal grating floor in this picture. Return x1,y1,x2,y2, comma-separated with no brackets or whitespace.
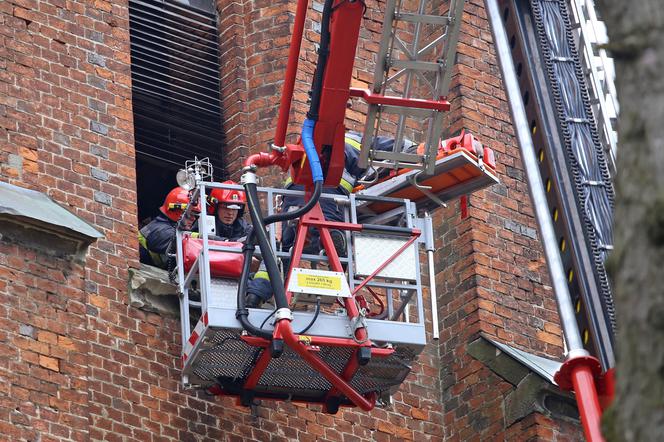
192,330,261,381
189,328,418,398
352,346,415,394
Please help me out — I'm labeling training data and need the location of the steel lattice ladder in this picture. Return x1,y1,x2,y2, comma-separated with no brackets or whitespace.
355,0,466,176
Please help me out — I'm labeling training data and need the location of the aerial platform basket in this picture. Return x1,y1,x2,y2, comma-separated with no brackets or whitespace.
175,183,430,412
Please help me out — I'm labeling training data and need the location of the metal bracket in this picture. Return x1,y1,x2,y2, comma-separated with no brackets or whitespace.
270,143,287,153
409,170,432,190
349,315,367,332
407,174,448,208
349,313,368,344
357,167,381,185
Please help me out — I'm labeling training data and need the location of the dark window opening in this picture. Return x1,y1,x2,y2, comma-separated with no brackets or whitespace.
129,0,225,225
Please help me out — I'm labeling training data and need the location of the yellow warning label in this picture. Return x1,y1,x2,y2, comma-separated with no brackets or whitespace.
296,273,341,291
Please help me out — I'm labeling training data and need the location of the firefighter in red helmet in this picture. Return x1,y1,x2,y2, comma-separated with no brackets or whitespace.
207,180,251,241
139,186,192,269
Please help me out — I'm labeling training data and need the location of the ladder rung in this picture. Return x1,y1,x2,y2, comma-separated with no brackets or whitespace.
390,60,441,72
369,160,425,170
371,151,427,164
359,0,466,175
394,12,451,26
374,105,439,118
350,88,449,111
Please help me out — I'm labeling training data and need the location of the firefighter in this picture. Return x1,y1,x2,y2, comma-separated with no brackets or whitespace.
207,180,252,241
244,131,414,307
205,181,269,308
280,131,412,258
139,186,191,269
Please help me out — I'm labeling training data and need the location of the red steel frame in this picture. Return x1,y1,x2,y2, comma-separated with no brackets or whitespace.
239,0,617,427
229,199,420,411
234,0,439,412
274,0,310,148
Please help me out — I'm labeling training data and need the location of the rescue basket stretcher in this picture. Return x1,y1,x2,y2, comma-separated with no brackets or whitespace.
357,132,500,214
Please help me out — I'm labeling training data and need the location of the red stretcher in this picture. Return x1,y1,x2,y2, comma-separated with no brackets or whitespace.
356,132,499,214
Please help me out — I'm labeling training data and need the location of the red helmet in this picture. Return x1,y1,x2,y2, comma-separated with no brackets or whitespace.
207,180,247,215
160,187,191,222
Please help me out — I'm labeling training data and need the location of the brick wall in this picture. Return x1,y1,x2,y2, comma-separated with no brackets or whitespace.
0,240,90,441
0,0,582,440
217,0,297,184
434,1,581,439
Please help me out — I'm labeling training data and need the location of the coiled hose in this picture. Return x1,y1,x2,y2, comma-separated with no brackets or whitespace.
235,230,273,339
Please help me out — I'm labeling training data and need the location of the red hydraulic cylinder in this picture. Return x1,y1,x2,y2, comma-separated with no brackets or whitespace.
274,0,309,147
571,364,604,442
555,355,604,442
292,0,364,187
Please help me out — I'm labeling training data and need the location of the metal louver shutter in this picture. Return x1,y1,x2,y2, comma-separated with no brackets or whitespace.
129,0,224,172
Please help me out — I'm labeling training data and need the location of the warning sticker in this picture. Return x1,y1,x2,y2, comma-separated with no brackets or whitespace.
297,273,341,291
287,268,351,298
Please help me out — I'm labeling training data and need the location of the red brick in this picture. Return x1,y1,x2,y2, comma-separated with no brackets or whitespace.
0,0,580,441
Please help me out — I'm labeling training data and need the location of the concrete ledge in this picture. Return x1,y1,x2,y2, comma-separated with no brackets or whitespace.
0,218,91,260
128,264,180,317
504,372,579,425
0,182,103,260
468,336,579,425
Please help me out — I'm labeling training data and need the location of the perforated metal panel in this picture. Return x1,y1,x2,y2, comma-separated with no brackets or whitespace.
207,279,238,309
257,346,355,392
353,234,418,280
351,347,415,393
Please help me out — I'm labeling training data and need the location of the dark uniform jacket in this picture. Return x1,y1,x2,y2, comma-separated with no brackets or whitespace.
214,217,252,242
138,213,176,269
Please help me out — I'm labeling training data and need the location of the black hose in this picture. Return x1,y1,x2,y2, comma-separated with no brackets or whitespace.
235,232,273,339
264,181,323,225
306,0,335,121
245,182,290,310
297,297,321,334
260,308,277,330
236,0,332,334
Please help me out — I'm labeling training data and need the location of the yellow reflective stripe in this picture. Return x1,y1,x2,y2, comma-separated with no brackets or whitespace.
138,232,148,249
139,231,164,266
339,178,354,194
345,136,361,150
287,174,354,193
284,135,359,193
254,271,270,281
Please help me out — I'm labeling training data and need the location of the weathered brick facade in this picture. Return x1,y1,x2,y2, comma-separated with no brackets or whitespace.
0,0,582,441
